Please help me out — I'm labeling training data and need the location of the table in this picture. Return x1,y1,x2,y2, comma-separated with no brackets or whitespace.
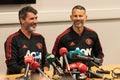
91,64,120,80
0,64,120,80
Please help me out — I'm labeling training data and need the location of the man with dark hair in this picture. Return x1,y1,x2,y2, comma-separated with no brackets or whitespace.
4,6,49,74
52,5,104,71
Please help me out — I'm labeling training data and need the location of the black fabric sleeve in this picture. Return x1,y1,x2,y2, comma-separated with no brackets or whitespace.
52,37,63,67
52,37,62,60
93,33,104,65
41,38,50,69
4,37,23,74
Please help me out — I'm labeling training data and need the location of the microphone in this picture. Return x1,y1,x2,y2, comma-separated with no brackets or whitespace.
66,62,88,80
90,61,110,74
89,70,104,78
88,70,111,80
76,62,88,73
59,47,70,71
66,62,87,80
66,62,88,73
68,52,88,60
46,54,64,75
68,52,101,64
68,47,84,59
30,61,40,70
24,55,34,79
67,61,110,80
30,61,50,80
93,57,102,64
75,62,110,79
66,63,78,70
96,69,110,74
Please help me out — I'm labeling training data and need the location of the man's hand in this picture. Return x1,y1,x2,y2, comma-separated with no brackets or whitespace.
20,68,32,74
20,68,25,73
43,67,49,72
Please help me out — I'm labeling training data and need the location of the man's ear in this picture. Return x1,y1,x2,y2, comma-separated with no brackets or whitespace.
85,15,88,21
20,18,25,24
70,15,72,21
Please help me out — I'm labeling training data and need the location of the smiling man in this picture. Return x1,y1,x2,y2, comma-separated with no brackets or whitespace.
4,6,49,74
52,5,104,71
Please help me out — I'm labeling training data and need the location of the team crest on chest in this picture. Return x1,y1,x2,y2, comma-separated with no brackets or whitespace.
36,42,42,49
85,38,92,45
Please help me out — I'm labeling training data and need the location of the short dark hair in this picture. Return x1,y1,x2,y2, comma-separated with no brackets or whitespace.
18,6,37,21
72,5,86,12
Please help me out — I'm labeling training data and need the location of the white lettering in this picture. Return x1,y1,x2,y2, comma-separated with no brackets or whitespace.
25,50,31,57
80,48,92,56
25,50,42,60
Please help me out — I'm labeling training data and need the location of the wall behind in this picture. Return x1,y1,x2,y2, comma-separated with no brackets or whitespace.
0,0,120,74
0,0,120,24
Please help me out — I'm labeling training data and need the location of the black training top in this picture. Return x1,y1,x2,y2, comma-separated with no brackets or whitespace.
4,29,48,74
52,26,104,69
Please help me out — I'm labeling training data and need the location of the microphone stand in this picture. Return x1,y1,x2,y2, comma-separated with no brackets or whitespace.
36,68,50,80
24,63,30,80
85,57,111,80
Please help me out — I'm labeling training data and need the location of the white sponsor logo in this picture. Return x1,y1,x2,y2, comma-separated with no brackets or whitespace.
25,50,42,60
80,48,92,56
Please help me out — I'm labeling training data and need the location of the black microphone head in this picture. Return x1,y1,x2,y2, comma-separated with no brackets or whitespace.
72,52,79,60
96,69,110,74
94,58,102,64
46,53,55,64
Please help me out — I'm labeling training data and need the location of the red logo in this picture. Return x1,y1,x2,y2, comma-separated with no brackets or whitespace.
85,38,92,45
36,42,42,49
69,41,75,46
22,44,27,48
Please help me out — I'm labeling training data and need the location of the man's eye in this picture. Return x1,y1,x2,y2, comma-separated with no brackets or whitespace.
74,15,77,17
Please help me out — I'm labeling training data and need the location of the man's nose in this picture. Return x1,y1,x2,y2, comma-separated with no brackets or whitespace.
76,16,82,20
33,19,37,23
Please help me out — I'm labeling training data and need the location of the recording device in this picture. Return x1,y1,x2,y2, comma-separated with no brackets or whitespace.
46,54,64,75
59,47,70,71
112,68,120,79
